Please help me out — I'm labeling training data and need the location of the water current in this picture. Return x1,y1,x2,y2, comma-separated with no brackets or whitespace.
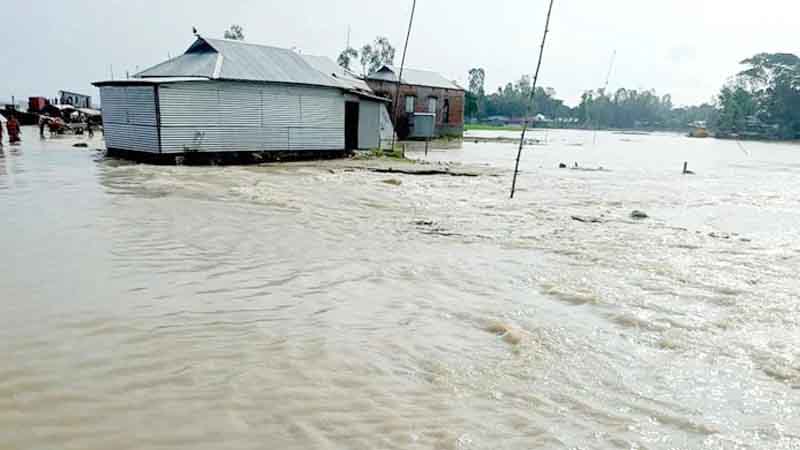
1,126,799,449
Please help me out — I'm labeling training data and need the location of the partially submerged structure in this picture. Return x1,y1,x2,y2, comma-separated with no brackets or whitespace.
94,37,392,158
366,65,465,139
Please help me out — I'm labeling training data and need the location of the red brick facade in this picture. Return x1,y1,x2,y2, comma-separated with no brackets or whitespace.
366,80,465,139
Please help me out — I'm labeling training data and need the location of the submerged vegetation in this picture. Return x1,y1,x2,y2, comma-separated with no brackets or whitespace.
352,147,408,161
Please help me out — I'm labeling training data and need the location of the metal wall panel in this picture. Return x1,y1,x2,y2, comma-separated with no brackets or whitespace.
100,86,159,152
288,128,344,150
126,87,157,126
358,100,381,149
104,123,159,153
300,94,342,128
158,83,219,126
159,128,290,153
157,81,346,153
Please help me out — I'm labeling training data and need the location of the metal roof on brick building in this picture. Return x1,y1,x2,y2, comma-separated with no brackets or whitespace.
366,65,464,91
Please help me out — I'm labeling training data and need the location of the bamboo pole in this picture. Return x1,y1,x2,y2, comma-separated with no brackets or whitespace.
510,0,556,199
390,0,418,152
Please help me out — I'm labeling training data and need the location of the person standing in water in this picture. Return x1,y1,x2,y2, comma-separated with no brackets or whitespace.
7,116,21,143
39,116,48,138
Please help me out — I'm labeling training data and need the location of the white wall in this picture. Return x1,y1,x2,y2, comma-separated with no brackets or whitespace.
358,100,382,150
157,81,345,153
99,86,159,153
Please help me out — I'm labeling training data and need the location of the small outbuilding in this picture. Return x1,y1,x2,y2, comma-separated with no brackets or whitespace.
93,36,392,157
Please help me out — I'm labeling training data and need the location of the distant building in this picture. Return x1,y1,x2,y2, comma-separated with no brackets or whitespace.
93,36,392,156
28,97,49,113
59,91,92,109
366,65,465,139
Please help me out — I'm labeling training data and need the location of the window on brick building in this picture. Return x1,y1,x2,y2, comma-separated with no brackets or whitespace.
428,97,438,115
405,96,416,113
443,99,450,123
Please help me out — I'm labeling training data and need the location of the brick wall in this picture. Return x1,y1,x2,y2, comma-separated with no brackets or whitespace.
367,80,465,138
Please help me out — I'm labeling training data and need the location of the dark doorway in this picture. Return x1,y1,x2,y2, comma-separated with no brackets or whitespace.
345,101,359,150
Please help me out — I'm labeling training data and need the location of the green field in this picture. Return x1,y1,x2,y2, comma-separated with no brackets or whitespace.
464,123,525,132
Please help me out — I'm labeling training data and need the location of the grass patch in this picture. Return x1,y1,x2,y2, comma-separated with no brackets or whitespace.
352,146,410,161
465,123,524,132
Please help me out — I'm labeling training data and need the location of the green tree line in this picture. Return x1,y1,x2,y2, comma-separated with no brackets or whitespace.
466,52,800,139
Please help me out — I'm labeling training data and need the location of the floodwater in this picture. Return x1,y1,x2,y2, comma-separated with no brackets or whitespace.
1,126,799,449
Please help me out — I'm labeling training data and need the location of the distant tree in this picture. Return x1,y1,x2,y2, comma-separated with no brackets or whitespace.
224,24,245,41
467,68,486,118
468,68,486,97
715,82,757,133
352,36,396,76
337,47,358,71
359,44,374,77
735,52,800,138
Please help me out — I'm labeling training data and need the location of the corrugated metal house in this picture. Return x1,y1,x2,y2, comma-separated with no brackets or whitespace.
93,36,391,157
366,65,465,139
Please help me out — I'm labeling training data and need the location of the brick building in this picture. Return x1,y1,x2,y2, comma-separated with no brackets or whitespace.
366,65,464,139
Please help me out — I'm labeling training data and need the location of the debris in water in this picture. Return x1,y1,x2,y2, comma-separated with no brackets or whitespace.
73,142,89,148
630,210,649,220
413,220,435,226
382,178,402,186
371,168,478,177
485,321,523,345
559,163,567,169
571,215,603,224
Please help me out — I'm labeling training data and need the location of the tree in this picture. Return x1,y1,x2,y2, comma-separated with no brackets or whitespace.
224,24,245,41
353,37,396,76
337,47,358,71
468,68,486,97
359,44,374,77
715,83,757,133
372,37,396,70
466,68,487,119
736,52,800,138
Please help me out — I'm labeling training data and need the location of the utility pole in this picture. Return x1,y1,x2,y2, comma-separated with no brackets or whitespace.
390,0,417,151
346,25,351,49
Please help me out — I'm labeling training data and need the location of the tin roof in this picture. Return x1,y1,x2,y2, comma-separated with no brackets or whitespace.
367,65,463,91
93,77,210,87
300,54,372,92
135,37,341,88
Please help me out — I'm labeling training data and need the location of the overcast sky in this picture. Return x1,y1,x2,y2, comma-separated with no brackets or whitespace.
1,0,797,107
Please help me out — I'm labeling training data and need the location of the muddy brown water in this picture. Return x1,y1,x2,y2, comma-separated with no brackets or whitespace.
1,126,799,449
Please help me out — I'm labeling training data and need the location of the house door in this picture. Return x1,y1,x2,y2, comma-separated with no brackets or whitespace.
345,101,359,150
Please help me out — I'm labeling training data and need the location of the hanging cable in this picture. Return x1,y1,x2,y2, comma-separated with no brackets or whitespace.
510,0,556,199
